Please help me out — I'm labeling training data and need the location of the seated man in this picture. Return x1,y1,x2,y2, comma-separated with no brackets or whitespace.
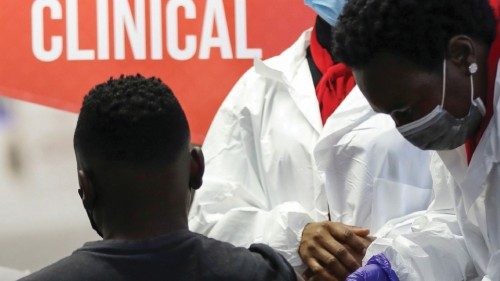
20,75,297,281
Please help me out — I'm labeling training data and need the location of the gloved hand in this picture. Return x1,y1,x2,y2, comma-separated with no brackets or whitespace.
346,254,399,281
347,264,388,281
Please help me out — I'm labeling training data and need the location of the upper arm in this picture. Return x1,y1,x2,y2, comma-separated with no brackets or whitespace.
248,244,297,281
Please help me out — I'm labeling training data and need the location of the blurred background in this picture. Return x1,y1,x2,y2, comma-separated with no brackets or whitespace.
0,97,99,275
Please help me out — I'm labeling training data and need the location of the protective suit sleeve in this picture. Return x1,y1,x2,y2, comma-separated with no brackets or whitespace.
483,250,500,281
188,71,315,268
362,153,478,281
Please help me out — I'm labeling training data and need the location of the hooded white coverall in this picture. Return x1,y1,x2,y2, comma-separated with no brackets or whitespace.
363,60,500,281
189,29,433,268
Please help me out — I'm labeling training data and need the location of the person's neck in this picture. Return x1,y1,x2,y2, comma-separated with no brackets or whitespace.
307,16,335,87
315,16,334,61
100,204,189,241
475,52,490,103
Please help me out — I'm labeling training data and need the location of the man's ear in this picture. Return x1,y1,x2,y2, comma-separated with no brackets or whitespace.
447,35,477,72
78,170,96,209
189,147,205,190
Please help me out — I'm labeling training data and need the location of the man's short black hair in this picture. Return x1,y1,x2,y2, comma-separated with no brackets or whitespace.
74,74,190,166
332,0,497,71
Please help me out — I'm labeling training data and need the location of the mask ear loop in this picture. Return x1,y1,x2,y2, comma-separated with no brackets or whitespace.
470,75,475,104
469,62,478,105
441,59,447,108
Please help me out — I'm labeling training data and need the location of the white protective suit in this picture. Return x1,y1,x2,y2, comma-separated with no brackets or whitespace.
364,60,500,281
314,87,433,232
189,29,433,268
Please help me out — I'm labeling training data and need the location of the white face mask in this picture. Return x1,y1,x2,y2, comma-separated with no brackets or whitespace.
397,60,486,151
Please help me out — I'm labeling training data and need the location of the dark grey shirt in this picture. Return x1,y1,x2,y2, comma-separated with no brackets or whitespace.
20,230,296,281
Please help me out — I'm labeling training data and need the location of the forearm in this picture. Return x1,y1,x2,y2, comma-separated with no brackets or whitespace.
362,212,477,281
190,188,317,267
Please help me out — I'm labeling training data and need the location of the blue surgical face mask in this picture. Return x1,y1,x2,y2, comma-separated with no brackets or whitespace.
304,0,347,26
397,60,486,151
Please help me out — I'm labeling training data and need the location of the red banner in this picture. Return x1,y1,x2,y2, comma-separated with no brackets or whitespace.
0,0,314,143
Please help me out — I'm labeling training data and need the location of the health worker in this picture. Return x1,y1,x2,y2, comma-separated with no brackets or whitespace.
330,0,500,280
189,1,434,280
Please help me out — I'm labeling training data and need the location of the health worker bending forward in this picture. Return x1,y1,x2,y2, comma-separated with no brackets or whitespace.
330,0,500,280
189,1,433,279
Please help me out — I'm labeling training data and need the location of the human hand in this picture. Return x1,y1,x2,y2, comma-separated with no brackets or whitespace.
346,264,388,281
299,222,372,281
346,254,398,281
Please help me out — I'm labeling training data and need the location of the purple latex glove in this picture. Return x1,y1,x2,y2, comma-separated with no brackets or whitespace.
346,254,399,281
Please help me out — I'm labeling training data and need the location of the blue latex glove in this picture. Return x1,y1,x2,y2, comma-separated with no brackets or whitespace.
346,254,399,281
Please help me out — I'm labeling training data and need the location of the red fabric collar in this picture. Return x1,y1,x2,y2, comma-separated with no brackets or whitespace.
310,28,356,124
310,28,334,74
465,0,500,162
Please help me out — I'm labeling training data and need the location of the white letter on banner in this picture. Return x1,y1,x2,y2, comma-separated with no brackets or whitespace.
235,0,261,59
114,0,146,60
97,0,110,60
199,0,232,59
31,0,63,62
67,0,95,60
167,0,197,61
150,0,163,60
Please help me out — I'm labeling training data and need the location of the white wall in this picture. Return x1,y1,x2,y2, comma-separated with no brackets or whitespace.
0,98,99,274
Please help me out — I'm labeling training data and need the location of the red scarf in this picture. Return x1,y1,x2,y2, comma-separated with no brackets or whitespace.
310,28,356,125
465,0,500,162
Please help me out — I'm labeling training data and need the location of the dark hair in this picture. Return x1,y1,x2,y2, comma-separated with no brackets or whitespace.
332,0,497,70
74,74,190,166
